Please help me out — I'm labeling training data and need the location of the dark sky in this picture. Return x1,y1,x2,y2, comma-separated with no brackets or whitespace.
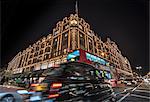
1,0,149,75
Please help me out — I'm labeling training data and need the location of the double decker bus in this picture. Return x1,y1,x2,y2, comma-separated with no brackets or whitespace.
67,49,113,80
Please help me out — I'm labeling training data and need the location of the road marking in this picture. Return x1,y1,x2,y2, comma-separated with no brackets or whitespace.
117,82,143,102
135,89,150,93
124,88,132,92
117,93,130,102
131,94,150,99
132,82,143,92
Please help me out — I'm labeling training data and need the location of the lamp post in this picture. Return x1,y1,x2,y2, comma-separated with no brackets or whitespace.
136,66,142,77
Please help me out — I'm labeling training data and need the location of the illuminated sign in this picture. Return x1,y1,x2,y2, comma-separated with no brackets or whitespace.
41,63,48,69
67,50,80,61
86,52,107,65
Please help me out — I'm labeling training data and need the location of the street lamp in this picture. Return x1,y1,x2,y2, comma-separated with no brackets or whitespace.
136,66,142,77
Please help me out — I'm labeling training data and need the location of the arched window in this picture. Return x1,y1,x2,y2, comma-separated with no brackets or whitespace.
44,54,49,60
28,60,32,65
34,52,38,57
41,43,45,48
39,50,43,55
36,47,39,51
45,47,50,52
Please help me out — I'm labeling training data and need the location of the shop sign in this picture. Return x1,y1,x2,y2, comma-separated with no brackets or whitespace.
41,63,48,69
34,65,40,71
99,65,110,71
13,68,23,74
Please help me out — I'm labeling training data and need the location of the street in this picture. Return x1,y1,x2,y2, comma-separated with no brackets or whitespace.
115,82,150,102
0,85,23,93
0,81,149,102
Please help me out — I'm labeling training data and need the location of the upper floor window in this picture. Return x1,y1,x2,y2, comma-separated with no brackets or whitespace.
79,33,85,49
36,47,39,51
46,41,51,46
41,43,45,48
31,49,34,53
39,50,43,55
34,52,38,57
45,47,50,52
44,54,49,60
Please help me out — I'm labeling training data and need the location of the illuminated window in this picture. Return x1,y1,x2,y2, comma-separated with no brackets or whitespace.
33,58,38,63
45,47,50,52
46,41,51,46
44,54,49,60
39,50,43,55
29,54,33,58
52,38,58,57
88,39,93,53
34,52,38,57
28,60,32,65
41,43,45,48
61,33,68,54
79,33,85,49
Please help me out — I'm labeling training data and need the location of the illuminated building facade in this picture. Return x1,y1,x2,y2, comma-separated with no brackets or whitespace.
7,9,133,79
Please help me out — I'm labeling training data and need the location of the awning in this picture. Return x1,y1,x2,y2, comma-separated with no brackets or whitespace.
31,70,44,77
23,72,32,78
11,73,22,78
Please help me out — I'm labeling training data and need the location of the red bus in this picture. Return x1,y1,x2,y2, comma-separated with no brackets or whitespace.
67,49,113,80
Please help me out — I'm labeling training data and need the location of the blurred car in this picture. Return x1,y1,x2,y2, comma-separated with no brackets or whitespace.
124,79,132,86
124,79,137,86
29,62,116,102
132,80,137,85
0,92,23,102
108,79,117,87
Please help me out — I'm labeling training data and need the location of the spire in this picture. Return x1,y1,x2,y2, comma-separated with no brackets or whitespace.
75,0,78,15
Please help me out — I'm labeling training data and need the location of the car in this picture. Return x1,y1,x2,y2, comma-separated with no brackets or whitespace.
0,92,23,102
124,79,137,86
29,62,116,102
108,79,117,87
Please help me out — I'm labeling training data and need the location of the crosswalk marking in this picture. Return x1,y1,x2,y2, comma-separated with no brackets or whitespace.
117,82,143,102
117,93,130,102
135,89,150,93
131,94,150,100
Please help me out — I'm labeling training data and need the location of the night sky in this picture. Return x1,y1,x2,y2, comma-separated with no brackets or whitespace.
1,0,149,75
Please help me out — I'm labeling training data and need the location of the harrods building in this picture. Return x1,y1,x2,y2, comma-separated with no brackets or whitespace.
7,12,133,80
